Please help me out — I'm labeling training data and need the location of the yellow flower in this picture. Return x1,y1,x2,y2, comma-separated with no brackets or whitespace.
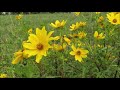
97,44,104,48
96,12,101,14
107,12,120,25
99,23,104,28
16,14,23,20
78,42,86,47
23,26,54,63
50,20,66,28
94,31,105,40
97,16,104,23
79,22,86,27
112,12,120,15
70,45,89,62
70,22,80,31
49,36,60,41
12,49,28,64
69,33,79,38
52,43,67,51
74,12,80,16
28,28,32,34
92,44,104,48
69,32,86,39
0,74,7,78
78,31,87,39
63,35,71,45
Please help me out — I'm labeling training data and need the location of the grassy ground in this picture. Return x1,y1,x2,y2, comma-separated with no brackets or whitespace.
0,12,120,78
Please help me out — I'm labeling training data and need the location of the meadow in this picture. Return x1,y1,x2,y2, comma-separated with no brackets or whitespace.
0,12,120,78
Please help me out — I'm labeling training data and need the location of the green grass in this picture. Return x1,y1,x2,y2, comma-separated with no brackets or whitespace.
0,12,120,78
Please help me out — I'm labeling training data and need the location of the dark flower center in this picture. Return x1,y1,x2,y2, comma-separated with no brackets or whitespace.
97,35,100,38
76,51,81,55
113,19,117,23
74,35,78,38
37,43,43,50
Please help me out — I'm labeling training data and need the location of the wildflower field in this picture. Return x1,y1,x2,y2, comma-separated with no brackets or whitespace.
0,12,120,78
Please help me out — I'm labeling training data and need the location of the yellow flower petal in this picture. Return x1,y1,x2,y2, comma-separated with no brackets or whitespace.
71,45,76,51
81,55,87,58
63,37,71,45
81,50,89,54
94,31,98,37
50,23,57,28
41,27,47,37
24,50,39,57
36,54,43,63
0,74,7,78
12,55,23,64
70,51,75,55
14,51,22,57
61,20,66,26
28,34,39,45
75,55,83,62
55,20,60,25
23,43,36,49
47,31,54,38
36,28,42,38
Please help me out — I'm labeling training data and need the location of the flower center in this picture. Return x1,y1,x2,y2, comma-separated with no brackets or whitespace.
76,51,81,55
100,23,104,28
57,23,61,27
113,19,117,23
97,35,100,38
74,35,78,38
37,43,43,50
